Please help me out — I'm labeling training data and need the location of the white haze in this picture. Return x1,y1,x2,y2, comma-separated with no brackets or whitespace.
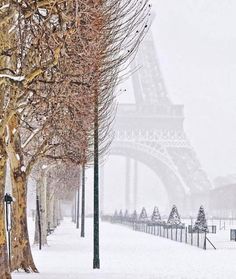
150,0,236,179
85,1,236,214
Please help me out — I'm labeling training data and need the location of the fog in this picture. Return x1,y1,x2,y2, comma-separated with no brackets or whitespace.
151,1,236,179
85,1,236,216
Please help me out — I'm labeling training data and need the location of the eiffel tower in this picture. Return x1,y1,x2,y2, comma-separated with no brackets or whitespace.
109,32,212,212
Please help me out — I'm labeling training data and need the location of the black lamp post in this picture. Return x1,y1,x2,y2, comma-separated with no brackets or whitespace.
4,193,13,266
93,89,100,269
36,194,42,250
81,163,85,237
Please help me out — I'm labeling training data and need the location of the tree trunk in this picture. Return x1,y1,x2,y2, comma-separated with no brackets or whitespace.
0,139,11,279
53,197,59,228
41,172,48,244
71,194,76,223
34,176,47,246
76,188,80,229
0,19,13,279
10,165,38,272
33,198,39,246
6,115,38,272
58,199,62,222
48,195,55,229
46,181,53,237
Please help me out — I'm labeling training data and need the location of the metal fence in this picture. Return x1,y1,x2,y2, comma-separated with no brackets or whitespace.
103,214,217,250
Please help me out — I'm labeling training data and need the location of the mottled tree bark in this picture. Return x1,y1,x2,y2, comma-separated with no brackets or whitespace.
0,13,13,279
71,194,76,223
46,185,53,233
53,197,60,228
6,116,38,272
0,139,11,279
48,195,55,229
34,177,47,246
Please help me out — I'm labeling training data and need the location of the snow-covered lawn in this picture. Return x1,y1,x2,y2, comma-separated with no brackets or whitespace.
12,218,236,279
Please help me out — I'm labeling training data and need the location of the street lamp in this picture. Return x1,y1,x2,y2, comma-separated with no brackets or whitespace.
93,89,100,269
81,163,85,237
4,193,14,266
36,194,42,250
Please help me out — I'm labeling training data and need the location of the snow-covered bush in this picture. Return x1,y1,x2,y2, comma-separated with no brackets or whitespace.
167,205,184,227
193,205,208,232
131,210,138,222
151,206,161,223
139,207,148,221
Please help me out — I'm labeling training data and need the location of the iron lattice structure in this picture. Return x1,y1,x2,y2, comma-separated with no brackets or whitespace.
112,32,212,209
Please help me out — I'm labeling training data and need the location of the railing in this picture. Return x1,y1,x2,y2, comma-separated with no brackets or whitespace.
104,215,212,250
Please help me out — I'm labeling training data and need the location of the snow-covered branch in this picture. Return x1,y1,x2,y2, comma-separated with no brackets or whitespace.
0,4,10,11
22,128,40,149
0,74,25,81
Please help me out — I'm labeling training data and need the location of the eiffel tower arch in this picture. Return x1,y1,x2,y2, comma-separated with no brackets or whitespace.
108,32,212,212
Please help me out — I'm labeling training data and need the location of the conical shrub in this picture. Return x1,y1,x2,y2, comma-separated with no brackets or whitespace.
139,207,148,221
193,205,208,232
167,205,182,226
151,206,161,223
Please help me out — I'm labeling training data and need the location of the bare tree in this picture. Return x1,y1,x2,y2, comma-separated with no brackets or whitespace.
0,0,151,276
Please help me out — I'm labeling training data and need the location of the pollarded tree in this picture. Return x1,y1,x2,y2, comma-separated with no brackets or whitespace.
193,205,208,232
32,162,80,246
0,13,12,278
1,0,151,274
53,2,151,269
151,206,161,223
0,1,79,274
167,205,182,226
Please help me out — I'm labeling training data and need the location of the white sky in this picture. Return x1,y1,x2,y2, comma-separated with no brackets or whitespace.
119,0,236,180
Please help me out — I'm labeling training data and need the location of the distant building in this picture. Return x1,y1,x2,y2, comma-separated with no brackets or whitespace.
208,183,236,218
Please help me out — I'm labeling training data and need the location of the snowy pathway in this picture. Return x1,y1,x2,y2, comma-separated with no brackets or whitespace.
12,218,236,279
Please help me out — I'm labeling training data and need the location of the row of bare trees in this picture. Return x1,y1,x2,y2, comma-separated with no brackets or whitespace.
0,0,151,278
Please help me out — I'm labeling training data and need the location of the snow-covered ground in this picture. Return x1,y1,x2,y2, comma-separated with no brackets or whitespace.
182,218,236,250
12,218,236,279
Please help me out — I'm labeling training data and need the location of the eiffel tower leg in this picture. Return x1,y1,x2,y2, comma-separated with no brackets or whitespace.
133,160,138,210
125,157,131,211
